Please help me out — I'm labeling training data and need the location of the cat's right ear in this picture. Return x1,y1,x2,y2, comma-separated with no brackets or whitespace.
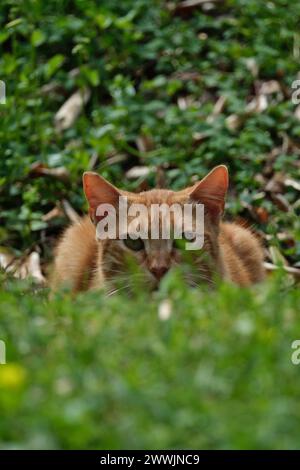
83,172,120,223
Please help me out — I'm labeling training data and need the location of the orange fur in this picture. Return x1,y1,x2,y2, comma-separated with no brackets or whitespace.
51,166,265,292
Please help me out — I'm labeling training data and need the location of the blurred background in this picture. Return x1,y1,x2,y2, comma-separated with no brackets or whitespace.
0,0,300,450
0,0,299,272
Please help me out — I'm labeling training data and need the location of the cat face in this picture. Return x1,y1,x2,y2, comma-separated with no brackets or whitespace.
83,166,228,289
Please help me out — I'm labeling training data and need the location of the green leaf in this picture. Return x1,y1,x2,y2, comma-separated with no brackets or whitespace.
31,29,46,47
44,54,65,79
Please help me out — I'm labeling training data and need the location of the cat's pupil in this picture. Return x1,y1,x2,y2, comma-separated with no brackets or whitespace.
123,237,144,251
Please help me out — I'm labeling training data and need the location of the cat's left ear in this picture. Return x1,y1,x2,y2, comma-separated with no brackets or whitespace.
189,165,229,219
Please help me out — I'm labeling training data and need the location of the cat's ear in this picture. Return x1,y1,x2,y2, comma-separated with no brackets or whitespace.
189,165,229,219
83,172,121,222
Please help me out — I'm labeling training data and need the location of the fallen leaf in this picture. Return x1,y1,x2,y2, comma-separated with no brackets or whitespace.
263,262,300,280
192,132,208,144
170,0,222,13
61,199,81,223
126,166,152,179
270,193,291,212
212,95,227,115
136,134,154,153
226,114,245,131
29,162,70,182
0,251,14,271
0,251,45,284
263,147,282,176
207,95,227,123
265,232,295,246
40,81,65,96
295,104,300,121
42,206,63,222
254,174,266,186
97,153,127,171
88,152,99,171
260,80,281,95
245,58,259,78
284,177,300,191
198,32,208,40
246,94,268,113
26,252,46,284
177,96,189,110
54,88,91,131
226,92,269,131
172,71,201,81
265,173,285,193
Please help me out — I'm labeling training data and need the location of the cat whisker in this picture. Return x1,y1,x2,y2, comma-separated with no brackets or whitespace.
106,283,132,297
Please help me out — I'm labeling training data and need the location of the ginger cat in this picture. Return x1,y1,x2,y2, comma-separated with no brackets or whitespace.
52,166,265,293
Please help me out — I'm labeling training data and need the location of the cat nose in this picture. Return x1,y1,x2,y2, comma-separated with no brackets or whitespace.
150,266,169,280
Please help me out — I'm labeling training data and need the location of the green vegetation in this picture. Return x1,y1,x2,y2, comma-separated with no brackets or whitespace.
0,0,299,449
0,0,299,257
0,274,300,449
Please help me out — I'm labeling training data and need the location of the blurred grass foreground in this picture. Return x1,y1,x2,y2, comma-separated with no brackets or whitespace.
0,274,300,449
0,0,300,450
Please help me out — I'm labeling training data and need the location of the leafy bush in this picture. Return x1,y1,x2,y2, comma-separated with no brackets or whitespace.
0,0,299,263
0,273,300,449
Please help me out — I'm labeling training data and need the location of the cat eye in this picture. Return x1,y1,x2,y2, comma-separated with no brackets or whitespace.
123,237,144,251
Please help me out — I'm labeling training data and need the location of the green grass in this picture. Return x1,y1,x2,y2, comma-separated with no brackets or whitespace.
0,273,300,449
